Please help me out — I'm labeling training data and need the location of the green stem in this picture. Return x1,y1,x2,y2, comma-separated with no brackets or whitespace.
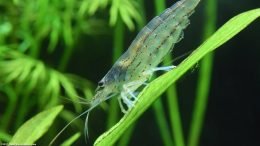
0,85,18,131
117,1,146,145
58,1,74,71
29,38,40,59
154,1,185,146
58,45,74,71
165,74,185,146
153,99,174,146
14,91,32,130
106,18,125,129
188,0,217,146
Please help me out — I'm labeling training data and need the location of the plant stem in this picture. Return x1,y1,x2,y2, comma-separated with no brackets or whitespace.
117,0,146,145
154,99,175,146
165,74,185,146
58,45,73,71
106,17,125,129
0,85,18,131
188,0,217,146
154,1,185,146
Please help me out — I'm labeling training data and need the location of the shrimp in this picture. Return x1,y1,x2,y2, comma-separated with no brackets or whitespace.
49,0,200,145
93,0,200,113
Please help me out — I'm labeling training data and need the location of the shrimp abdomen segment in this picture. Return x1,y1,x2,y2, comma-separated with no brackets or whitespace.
124,16,190,81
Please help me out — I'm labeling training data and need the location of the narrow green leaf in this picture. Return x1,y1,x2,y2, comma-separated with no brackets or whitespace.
94,9,260,146
48,19,60,53
10,105,63,144
119,8,135,30
89,1,100,15
78,1,89,16
109,4,119,26
60,132,81,146
188,0,217,145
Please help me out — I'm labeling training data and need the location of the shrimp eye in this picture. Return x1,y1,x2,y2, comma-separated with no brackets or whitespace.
95,81,105,92
98,81,105,88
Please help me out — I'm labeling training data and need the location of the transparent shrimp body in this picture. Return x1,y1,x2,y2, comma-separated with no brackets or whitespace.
92,0,201,113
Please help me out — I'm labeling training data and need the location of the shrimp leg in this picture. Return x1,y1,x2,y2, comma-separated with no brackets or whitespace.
144,65,176,75
118,96,127,113
152,65,176,71
119,65,176,113
119,80,148,113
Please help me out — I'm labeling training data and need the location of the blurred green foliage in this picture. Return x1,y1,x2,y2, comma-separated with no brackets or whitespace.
0,0,143,145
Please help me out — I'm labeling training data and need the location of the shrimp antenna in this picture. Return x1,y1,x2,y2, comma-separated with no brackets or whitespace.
172,50,194,63
84,111,91,143
164,49,194,66
49,102,98,146
49,93,118,145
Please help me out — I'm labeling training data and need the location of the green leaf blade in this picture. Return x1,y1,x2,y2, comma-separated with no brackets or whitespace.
10,105,63,144
60,132,81,146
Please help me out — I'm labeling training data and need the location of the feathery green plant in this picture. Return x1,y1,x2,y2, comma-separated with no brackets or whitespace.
0,0,146,145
